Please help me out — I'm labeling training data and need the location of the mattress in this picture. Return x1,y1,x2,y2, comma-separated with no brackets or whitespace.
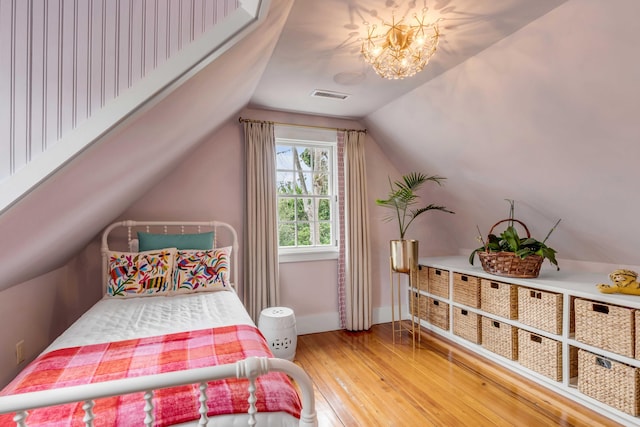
37,290,300,426
46,290,254,352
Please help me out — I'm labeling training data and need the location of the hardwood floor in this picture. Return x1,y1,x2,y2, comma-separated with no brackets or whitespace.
294,323,620,427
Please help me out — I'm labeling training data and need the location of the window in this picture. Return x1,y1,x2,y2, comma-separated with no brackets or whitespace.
275,126,338,262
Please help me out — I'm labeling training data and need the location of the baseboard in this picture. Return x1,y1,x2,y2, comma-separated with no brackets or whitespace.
295,305,407,335
295,312,341,335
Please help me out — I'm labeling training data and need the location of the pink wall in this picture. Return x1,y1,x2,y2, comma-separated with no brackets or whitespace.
366,0,640,271
0,245,101,388
114,107,406,334
0,103,454,387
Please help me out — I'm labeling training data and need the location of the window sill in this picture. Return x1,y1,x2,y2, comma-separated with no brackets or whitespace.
278,250,338,263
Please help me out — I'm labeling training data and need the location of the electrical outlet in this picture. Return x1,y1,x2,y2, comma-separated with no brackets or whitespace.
15,340,24,365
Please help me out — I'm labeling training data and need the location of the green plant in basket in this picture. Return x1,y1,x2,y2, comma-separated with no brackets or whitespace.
469,200,561,270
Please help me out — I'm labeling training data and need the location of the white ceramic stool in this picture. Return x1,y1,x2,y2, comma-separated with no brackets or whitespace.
258,307,297,361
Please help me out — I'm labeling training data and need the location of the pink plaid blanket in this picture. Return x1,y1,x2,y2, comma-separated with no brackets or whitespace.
0,325,301,426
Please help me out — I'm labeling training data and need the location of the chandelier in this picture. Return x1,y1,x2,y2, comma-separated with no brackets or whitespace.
361,12,439,80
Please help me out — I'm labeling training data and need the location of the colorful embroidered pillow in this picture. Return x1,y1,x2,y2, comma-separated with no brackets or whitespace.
106,248,176,297
137,231,214,251
173,247,231,293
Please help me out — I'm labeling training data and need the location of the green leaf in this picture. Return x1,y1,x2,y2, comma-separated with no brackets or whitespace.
519,238,538,246
540,247,560,270
468,247,484,265
411,204,455,217
501,226,520,252
515,247,533,258
487,241,501,251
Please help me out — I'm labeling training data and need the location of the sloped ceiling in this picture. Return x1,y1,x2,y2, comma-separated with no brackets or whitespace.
0,0,296,291
250,0,568,118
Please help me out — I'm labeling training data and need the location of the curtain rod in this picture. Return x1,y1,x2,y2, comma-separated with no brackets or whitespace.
238,117,367,134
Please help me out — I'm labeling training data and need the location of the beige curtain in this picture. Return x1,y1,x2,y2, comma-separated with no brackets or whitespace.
243,121,279,322
340,130,372,331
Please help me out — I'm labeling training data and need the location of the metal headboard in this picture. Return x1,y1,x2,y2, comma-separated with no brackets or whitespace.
101,220,239,295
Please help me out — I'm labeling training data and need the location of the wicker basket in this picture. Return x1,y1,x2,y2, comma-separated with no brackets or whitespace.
481,317,518,360
417,265,428,292
408,290,427,321
517,287,562,335
453,307,481,344
574,299,635,358
453,273,480,308
480,279,518,319
578,349,640,416
518,329,562,381
428,268,449,298
569,345,579,381
428,298,449,331
477,219,544,279
636,310,640,361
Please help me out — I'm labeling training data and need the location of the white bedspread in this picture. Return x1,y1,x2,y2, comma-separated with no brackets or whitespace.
46,290,255,352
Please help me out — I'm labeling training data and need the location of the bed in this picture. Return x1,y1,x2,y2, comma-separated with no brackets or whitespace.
0,220,317,426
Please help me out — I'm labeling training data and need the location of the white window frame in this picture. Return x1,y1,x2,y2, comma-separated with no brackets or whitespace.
275,126,339,263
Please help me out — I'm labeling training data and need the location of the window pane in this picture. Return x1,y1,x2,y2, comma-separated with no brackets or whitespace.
319,223,332,245
278,198,296,221
314,148,329,170
294,171,312,195
318,198,331,220
296,198,312,221
279,223,295,247
276,146,293,170
277,172,295,194
297,148,312,171
313,172,329,195
296,223,311,246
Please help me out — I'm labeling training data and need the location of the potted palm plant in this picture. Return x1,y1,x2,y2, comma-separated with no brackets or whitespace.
376,172,454,273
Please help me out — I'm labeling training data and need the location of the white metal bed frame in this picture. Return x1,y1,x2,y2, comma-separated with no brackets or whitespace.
0,357,317,426
0,220,318,427
101,220,241,294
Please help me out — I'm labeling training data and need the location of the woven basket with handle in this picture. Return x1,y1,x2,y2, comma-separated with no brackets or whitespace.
478,219,543,279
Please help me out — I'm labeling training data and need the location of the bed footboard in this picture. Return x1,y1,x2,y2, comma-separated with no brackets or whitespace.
0,357,317,427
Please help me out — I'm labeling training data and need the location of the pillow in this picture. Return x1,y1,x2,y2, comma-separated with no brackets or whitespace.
137,231,214,251
173,246,231,293
106,248,176,297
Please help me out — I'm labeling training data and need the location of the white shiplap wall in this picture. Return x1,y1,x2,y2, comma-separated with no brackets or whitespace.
0,0,238,181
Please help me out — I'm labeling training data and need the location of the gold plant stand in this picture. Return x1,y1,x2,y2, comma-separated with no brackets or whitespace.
390,257,421,348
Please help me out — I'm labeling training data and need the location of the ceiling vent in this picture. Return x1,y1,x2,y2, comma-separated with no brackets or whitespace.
310,89,350,100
